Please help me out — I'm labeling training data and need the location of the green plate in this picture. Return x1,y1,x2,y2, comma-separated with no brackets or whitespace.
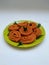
3,20,46,48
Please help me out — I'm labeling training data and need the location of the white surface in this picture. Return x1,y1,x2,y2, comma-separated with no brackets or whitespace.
0,11,49,65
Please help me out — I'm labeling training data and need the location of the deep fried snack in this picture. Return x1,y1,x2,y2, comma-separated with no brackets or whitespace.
8,24,19,31
18,22,28,27
20,33,36,44
28,22,37,29
33,28,42,38
8,31,21,42
19,26,33,35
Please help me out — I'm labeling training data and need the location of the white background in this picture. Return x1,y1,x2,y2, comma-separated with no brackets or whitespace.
0,10,49,65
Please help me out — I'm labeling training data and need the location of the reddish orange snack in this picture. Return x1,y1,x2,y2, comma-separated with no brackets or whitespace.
8,24,19,31
33,28,42,38
28,22,37,29
19,26,33,35
20,33,36,44
18,22,28,27
8,31,21,42
8,21,42,44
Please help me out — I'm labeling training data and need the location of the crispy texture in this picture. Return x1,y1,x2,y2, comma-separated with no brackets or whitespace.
20,33,36,44
28,22,37,29
8,24,19,31
19,26,33,35
18,22,28,27
33,28,42,37
8,31,21,42
8,22,42,44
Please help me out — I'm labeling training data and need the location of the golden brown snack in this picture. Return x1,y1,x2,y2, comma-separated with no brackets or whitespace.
20,33,36,44
8,24,19,31
8,31,21,42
